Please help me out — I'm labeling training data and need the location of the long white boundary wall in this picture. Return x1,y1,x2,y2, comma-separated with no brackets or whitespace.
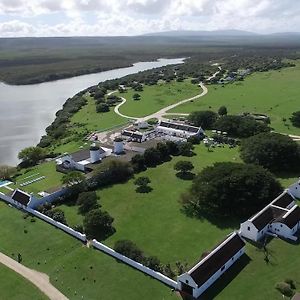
92,239,178,289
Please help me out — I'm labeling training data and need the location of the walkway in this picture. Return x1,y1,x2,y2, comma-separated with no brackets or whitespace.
0,252,68,300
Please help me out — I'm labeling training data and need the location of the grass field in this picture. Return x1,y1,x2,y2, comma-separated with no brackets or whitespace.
116,80,200,118
0,263,48,300
170,61,300,136
9,161,63,196
0,201,177,300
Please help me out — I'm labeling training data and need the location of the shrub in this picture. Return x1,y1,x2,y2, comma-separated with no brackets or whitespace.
275,282,295,297
290,111,300,127
188,111,218,129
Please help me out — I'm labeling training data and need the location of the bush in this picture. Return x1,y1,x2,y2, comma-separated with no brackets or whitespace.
240,133,300,172
96,103,110,113
182,162,283,218
218,106,228,116
290,111,300,127
114,240,144,263
275,282,295,297
143,148,162,167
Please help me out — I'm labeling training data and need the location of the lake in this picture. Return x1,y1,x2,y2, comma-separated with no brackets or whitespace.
0,58,184,166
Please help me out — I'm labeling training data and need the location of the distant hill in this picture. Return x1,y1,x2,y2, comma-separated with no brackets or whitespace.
143,30,259,37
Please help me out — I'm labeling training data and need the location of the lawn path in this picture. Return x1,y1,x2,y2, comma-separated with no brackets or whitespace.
0,252,68,300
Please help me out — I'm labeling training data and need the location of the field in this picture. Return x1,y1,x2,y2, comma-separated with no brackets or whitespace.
0,202,176,300
116,80,200,117
170,61,300,136
0,264,48,300
9,161,63,196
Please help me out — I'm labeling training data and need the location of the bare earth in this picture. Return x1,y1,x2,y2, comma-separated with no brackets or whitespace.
0,252,68,300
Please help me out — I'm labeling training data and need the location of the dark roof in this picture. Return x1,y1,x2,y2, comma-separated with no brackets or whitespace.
272,192,294,208
122,130,143,140
189,233,245,287
71,149,91,162
159,121,200,133
12,190,30,206
252,206,286,231
278,206,300,229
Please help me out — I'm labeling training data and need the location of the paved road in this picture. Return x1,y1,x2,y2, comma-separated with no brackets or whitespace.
0,252,68,300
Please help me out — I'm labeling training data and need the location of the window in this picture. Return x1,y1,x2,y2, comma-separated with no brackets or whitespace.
185,280,189,284
280,224,283,228
247,226,251,231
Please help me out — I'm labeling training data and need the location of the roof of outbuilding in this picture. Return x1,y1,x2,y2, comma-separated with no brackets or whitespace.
71,148,105,163
277,206,300,229
159,121,201,133
188,232,245,287
12,190,31,206
251,206,286,231
271,191,295,208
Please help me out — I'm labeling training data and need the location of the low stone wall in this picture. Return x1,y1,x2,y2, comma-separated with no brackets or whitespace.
92,239,178,289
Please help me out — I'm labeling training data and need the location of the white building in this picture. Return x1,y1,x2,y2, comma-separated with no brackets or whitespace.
10,189,33,209
56,144,111,173
121,130,146,143
240,190,300,242
177,232,245,299
155,121,204,139
289,178,300,199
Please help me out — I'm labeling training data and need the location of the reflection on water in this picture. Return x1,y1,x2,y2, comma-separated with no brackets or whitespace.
0,58,184,165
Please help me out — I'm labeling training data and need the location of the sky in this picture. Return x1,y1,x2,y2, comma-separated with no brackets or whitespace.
0,0,299,37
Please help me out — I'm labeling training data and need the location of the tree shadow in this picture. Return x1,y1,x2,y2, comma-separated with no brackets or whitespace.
176,172,195,180
136,186,153,193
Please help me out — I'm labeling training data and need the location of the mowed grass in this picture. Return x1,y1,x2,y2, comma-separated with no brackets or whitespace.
170,61,300,136
71,96,128,133
0,264,48,300
10,161,63,196
0,202,177,300
117,80,200,118
95,145,241,265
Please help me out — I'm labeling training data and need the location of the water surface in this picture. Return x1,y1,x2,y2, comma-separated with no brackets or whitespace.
0,58,184,165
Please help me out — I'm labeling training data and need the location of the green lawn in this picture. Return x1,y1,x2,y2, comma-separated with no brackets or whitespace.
71,96,128,133
0,263,48,300
170,61,300,136
10,161,63,196
116,80,200,118
0,201,176,300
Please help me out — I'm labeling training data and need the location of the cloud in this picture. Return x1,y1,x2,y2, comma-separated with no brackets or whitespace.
0,0,299,36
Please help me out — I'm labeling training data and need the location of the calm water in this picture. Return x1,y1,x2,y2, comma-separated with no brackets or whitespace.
0,58,184,166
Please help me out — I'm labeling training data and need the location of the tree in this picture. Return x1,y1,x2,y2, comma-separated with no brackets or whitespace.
188,111,218,129
143,148,162,167
114,240,144,263
0,165,16,180
240,133,300,172
18,146,46,166
290,111,300,128
182,162,283,218
156,142,170,161
178,142,194,156
62,171,85,187
218,106,228,116
134,176,152,193
77,191,99,215
131,154,146,172
96,103,109,113
213,115,270,138
174,161,194,179
83,209,115,240
133,93,141,101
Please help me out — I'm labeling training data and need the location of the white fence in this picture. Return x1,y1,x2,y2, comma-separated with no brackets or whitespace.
92,239,178,289
27,208,87,242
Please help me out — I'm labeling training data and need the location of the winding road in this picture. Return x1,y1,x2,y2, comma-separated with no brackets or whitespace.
113,67,221,122
0,252,68,300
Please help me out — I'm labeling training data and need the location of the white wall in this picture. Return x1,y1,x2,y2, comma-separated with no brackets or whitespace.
270,222,296,240
289,180,300,199
240,221,259,241
91,240,178,289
